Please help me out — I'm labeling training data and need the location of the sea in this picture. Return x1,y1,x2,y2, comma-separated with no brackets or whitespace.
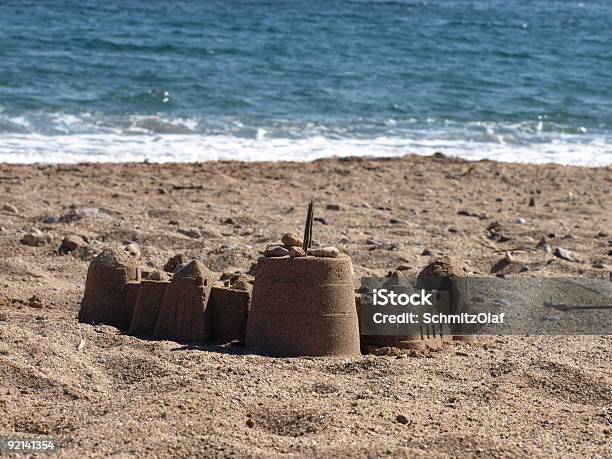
1,0,611,165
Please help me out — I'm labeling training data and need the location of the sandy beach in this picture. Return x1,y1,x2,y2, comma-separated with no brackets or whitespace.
0,154,611,457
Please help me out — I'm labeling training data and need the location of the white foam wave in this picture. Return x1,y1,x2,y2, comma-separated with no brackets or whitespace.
0,133,610,165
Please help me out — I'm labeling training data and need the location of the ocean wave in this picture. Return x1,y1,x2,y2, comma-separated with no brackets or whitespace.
0,132,610,166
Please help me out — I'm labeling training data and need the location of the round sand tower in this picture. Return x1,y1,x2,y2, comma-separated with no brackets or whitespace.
245,255,361,357
79,247,140,329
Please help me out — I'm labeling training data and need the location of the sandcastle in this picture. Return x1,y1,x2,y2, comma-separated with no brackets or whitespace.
77,202,466,356
153,260,215,342
245,202,361,357
358,272,449,352
128,271,171,338
78,247,141,329
209,283,251,344
245,255,361,357
416,256,474,341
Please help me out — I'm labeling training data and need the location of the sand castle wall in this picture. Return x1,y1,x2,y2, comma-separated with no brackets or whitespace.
209,286,251,344
153,261,215,343
78,248,141,329
128,279,170,338
245,256,361,357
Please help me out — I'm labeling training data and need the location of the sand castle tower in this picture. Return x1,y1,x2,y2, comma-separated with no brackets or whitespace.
246,202,361,357
245,255,361,357
128,271,171,338
416,256,474,341
209,281,252,344
359,272,448,352
153,260,215,343
79,247,141,329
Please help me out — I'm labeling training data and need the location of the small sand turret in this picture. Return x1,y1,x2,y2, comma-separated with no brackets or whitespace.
245,255,361,357
416,256,474,342
78,247,141,329
153,260,215,342
209,281,252,344
128,271,171,338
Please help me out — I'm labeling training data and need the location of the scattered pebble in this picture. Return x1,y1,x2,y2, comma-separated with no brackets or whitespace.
20,229,53,247
536,237,552,253
554,247,577,262
395,414,410,425
61,207,99,222
28,295,43,309
389,218,408,225
421,249,433,256
2,203,18,214
504,251,513,263
448,226,458,233
309,246,340,258
493,299,511,307
528,197,535,207
516,217,526,224
326,204,341,211
597,231,609,238
164,253,189,273
60,234,86,253
178,227,202,239
264,245,289,257
42,215,59,224
289,246,305,258
281,232,303,247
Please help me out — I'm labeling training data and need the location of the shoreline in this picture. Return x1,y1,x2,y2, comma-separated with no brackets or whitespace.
2,151,612,168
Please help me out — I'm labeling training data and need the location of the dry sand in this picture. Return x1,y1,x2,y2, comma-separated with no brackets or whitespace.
0,154,610,457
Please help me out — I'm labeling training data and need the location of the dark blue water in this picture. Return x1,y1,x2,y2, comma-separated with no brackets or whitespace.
1,0,611,164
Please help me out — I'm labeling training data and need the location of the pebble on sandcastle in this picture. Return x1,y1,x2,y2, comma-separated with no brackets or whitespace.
79,247,141,329
246,201,361,357
153,260,216,342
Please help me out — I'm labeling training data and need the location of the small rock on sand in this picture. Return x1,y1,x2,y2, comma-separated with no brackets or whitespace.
20,229,53,247
264,245,289,257
536,237,552,253
309,246,340,258
2,203,18,214
164,253,189,273
28,295,43,309
61,207,99,222
326,204,341,211
516,217,526,224
289,246,305,258
178,227,202,239
554,247,577,262
281,232,303,247
43,216,59,224
60,234,86,253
